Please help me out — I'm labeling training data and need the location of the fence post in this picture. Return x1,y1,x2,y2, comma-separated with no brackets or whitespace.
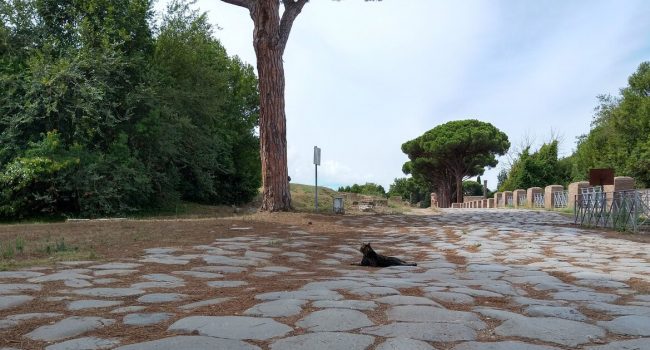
544,185,563,209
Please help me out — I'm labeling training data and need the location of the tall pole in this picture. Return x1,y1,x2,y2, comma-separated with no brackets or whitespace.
315,163,318,211
314,146,321,212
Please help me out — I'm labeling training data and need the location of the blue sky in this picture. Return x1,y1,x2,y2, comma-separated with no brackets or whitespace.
156,0,650,191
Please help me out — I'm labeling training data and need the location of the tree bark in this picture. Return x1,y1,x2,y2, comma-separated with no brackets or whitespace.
250,0,291,211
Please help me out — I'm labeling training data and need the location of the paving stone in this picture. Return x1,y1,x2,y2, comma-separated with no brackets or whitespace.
452,341,561,350
494,315,606,347
90,263,142,269
301,280,371,290
296,309,373,331
0,295,33,310
524,305,587,321
0,283,42,294
70,288,144,298
312,300,378,310
350,286,400,297
376,337,436,350
172,271,222,279
424,291,475,304
179,297,232,311
68,300,123,311
361,322,477,342
256,289,343,301
207,280,248,288
45,337,120,350
584,338,650,350
0,271,44,279
450,287,503,298
93,269,138,277
123,313,173,326
143,248,178,255
584,302,650,316
140,256,189,265
269,332,375,350
192,265,247,274
142,274,184,283
388,305,486,330
6,312,62,321
244,299,306,317
114,336,260,350
374,295,441,306
202,255,258,266
64,279,93,288
25,316,115,341
552,290,619,303
29,271,93,283
111,306,147,314
93,278,119,285
598,315,650,336
137,293,186,303
168,316,292,340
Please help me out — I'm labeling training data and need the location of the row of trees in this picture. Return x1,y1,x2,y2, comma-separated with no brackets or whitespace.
337,183,386,197
0,0,261,218
498,62,650,191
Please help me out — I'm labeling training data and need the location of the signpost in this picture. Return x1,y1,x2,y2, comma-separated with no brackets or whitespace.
314,146,321,211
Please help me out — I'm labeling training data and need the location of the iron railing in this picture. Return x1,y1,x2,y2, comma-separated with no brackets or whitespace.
518,194,527,207
574,189,650,233
506,194,513,207
533,193,544,208
553,190,568,208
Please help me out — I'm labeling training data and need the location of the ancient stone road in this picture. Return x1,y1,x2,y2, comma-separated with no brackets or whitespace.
1,209,650,349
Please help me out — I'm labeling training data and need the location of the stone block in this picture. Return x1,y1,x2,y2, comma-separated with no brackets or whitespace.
503,191,513,207
568,181,590,209
513,189,526,208
487,198,495,208
544,185,564,209
527,187,542,208
494,192,503,208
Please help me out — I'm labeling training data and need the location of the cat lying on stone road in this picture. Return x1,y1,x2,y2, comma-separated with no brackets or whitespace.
354,243,417,267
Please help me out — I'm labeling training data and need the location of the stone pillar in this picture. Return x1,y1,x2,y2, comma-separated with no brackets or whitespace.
494,192,503,208
482,199,488,208
544,185,564,209
478,200,482,208
513,189,526,208
568,181,590,209
603,176,635,193
527,187,542,208
503,191,513,207
430,192,438,208
487,198,495,208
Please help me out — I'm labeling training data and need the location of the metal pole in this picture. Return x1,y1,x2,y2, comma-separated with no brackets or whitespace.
315,164,318,211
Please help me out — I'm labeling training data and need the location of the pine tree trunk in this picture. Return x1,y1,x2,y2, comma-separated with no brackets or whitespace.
252,1,291,211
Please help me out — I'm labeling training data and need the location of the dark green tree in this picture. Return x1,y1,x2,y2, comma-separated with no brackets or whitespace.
402,120,510,206
499,140,572,191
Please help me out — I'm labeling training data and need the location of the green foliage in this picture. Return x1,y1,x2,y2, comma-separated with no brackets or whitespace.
571,62,650,186
463,180,484,196
0,0,261,218
499,140,572,191
339,182,386,197
388,177,430,204
402,119,509,207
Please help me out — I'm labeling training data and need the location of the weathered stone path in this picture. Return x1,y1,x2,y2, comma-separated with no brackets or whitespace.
1,209,650,349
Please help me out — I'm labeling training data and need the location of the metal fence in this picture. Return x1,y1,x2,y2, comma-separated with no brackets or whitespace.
518,194,527,207
533,193,545,208
574,189,650,233
553,190,568,208
506,194,513,207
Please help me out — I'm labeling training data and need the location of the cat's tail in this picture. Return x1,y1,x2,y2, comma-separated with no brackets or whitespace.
404,263,417,266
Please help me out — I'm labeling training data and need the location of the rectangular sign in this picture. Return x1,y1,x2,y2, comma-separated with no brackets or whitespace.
313,146,321,166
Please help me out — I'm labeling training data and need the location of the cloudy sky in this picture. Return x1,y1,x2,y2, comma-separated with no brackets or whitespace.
156,0,650,191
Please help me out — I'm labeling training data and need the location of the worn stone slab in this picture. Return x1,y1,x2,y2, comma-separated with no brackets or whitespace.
192,266,246,274
70,288,144,298
452,341,561,350
168,316,292,340
270,332,375,350
93,269,138,277
388,305,486,330
123,313,173,326
494,315,606,347
29,272,93,283
179,297,232,311
256,289,343,301
350,286,400,297
361,322,477,342
584,338,650,350
424,291,474,304
0,283,41,294
25,316,115,341
114,336,260,350
296,309,373,331
552,290,619,303
524,305,587,321
6,312,62,321
301,280,371,290
90,263,142,270
0,295,33,310
244,299,306,317
111,306,146,314
206,280,248,288
172,271,222,279
312,300,377,310
68,300,123,311
0,271,44,279
598,315,650,336
375,295,441,306
137,293,186,303
45,337,120,350
376,337,436,350
143,274,184,283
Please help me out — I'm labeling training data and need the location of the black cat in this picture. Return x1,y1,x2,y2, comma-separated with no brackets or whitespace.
355,243,417,267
